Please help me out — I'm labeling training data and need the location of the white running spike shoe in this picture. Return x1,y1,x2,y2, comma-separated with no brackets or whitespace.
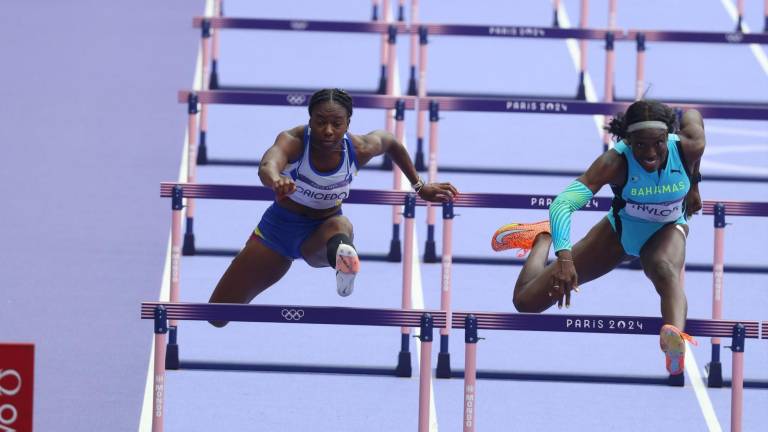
335,243,360,297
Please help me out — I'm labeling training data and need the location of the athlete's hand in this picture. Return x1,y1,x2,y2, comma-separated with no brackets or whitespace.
684,187,702,219
418,182,459,203
550,254,578,308
271,176,296,200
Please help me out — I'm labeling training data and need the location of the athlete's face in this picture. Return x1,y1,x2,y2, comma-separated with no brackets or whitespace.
309,101,350,150
627,128,668,172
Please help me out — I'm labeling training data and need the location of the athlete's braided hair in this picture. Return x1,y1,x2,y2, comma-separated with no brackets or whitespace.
308,88,354,118
606,100,677,141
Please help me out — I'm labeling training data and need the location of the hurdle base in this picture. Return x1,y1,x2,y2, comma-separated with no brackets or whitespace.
380,154,393,170
396,351,412,377
387,226,402,262
182,233,196,256
377,65,387,95
407,67,417,96
209,61,219,90
166,326,180,370
197,132,208,165
575,72,586,101
436,352,452,378
667,373,684,387
706,362,723,388
423,240,437,263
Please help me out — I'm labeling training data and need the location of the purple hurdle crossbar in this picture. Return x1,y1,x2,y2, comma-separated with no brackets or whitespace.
452,311,759,432
142,302,445,432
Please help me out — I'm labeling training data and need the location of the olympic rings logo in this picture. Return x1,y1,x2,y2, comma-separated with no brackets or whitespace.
725,32,743,43
286,94,307,105
290,21,309,30
281,309,305,321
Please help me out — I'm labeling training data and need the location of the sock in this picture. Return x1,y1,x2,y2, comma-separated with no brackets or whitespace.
326,233,354,268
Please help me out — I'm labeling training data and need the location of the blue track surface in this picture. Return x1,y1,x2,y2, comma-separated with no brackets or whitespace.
2,1,766,431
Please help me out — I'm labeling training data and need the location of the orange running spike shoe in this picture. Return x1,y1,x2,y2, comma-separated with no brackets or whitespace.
660,324,698,375
491,220,551,256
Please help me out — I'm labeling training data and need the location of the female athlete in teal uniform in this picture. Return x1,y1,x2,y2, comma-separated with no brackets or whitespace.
492,100,705,375
208,88,458,327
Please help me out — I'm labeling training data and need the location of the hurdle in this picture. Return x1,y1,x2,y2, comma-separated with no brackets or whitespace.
433,194,768,379
414,94,768,262
191,16,404,166
705,201,768,388
628,28,768,103
177,90,414,262
141,301,763,431
452,311,762,432
143,302,445,432
162,183,429,374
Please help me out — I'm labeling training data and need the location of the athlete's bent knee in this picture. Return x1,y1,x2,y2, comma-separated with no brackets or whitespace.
644,260,679,284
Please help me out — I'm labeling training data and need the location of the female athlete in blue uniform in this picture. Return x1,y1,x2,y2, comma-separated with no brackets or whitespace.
209,88,458,326
492,100,705,375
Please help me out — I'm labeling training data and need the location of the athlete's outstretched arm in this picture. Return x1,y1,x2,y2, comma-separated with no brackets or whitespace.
355,130,458,202
258,126,303,199
548,150,625,304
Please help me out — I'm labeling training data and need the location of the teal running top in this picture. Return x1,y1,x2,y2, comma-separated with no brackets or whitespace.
610,134,691,223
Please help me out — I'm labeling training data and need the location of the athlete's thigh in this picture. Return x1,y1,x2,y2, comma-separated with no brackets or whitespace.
639,223,687,272
210,235,292,304
300,215,354,267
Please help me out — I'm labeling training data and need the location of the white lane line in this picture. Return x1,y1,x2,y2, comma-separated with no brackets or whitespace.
557,3,722,431
720,0,768,76
685,342,723,432
138,1,211,430
390,39,440,431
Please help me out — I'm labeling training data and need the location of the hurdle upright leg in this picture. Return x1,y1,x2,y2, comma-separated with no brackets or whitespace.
729,324,746,432
182,93,199,256
423,101,440,262
381,25,399,171
197,20,212,165
166,186,183,370
407,0,420,96
417,313,434,432
601,32,616,152
152,306,168,432
708,203,726,387
575,0,588,100
376,0,392,94
635,32,646,100
436,202,454,378
396,194,416,377
413,26,429,171
387,100,406,262
463,315,479,432
208,0,222,89
764,0,768,32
